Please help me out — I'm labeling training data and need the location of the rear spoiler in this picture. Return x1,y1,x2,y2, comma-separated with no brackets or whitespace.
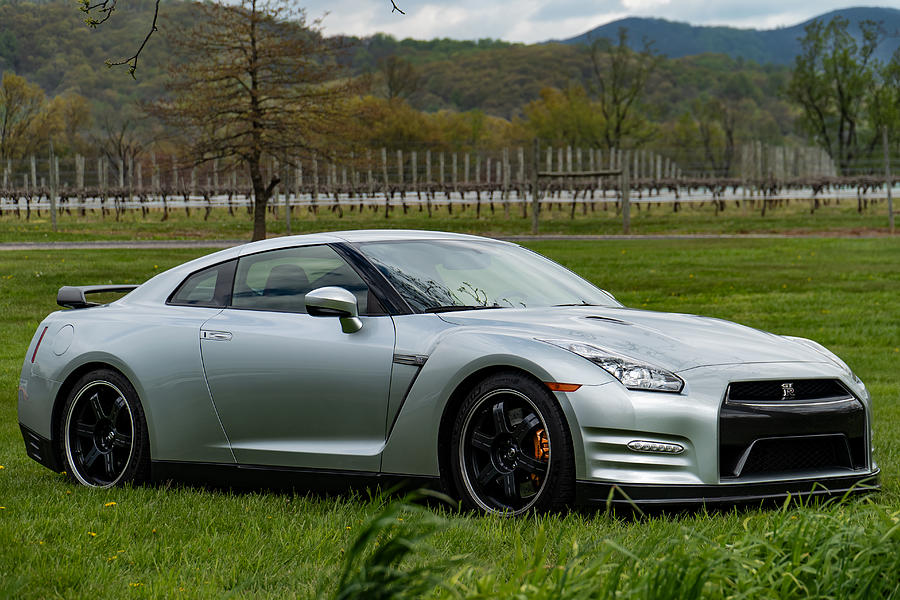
57,285,140,309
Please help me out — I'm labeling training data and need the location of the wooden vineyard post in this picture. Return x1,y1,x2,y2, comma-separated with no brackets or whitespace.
49,145,57,231
366,149,373,200
128,155,135,216
283,159,291,235
381,148,388,218
425,150,432,217
77,155,86,216
97,157,105,217
411,150,418,213
518,147,526,218
294,161,301,221
449,153,456,215
396,150,404,214
885,126,894,235
312,151,320,215
622,150,631,234
531,139,540,235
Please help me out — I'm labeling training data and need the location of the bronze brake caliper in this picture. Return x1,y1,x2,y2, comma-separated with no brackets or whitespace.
531,428,550,484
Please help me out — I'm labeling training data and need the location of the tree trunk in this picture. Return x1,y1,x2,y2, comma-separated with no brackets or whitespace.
249,159,269,241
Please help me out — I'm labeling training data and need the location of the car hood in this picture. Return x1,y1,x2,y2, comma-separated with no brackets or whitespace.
437,306,826,372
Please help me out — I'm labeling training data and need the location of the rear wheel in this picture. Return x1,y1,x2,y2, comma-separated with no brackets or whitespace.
59,369,150,488
450,372,574,515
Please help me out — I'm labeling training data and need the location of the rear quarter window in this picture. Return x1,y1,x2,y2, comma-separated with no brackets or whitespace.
169,260,236,308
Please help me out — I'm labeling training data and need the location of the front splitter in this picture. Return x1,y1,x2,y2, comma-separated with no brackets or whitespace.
575,470,880,510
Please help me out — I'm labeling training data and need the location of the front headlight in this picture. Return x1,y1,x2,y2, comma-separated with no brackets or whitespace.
783,335,863,386
541,339,684,393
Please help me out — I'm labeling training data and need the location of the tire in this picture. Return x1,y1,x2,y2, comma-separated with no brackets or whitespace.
59,369,150,488
449,371,575,515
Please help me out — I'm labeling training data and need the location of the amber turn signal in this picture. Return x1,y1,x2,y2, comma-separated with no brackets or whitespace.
544,382,582,392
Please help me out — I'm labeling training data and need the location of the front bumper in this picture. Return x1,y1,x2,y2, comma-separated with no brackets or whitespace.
557,362,876,490
575,469,880,509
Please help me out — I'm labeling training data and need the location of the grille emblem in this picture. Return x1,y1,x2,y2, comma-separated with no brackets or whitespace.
781,382,795,399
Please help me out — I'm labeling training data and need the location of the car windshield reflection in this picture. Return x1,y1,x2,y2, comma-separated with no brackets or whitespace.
357,239,620,312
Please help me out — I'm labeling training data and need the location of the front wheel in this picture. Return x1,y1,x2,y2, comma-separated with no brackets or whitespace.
59,369,150,488
450,372,575,515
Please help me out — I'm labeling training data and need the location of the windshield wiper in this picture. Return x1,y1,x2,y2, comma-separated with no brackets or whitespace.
424,304,506,313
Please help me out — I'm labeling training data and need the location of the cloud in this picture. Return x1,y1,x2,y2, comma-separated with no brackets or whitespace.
303,1,884,43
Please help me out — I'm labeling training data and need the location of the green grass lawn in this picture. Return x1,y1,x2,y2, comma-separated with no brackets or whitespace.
1,239,899,598
0,197,895,242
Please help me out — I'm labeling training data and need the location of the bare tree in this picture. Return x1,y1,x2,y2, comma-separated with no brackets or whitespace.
589,28,662,150
695,98,737,176
377,55,420,100
94,117,143,181
147,0,358,240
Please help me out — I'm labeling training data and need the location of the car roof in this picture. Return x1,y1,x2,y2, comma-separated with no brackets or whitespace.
237,229,506,255
122,230,514,305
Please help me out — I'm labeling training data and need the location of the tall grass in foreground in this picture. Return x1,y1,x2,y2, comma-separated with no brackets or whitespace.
333,495,900,599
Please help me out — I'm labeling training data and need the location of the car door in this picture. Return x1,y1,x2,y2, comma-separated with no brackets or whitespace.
199,244,396,471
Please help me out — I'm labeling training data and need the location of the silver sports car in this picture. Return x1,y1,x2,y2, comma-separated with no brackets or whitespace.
18,230,878,513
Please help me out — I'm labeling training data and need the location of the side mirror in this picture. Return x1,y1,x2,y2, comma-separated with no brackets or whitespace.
305,286,363,333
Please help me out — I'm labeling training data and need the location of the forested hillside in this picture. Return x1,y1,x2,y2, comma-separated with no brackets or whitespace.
0,0,794,126
559,7,900,65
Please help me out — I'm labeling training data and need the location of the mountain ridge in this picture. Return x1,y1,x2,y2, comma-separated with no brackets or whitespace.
555,6,900,64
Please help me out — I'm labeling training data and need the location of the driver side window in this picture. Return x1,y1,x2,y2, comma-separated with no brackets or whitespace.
230,245,373,314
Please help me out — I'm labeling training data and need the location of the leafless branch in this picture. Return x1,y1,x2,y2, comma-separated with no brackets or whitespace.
86,0,405,78
80,0,118,26
104,0,161,79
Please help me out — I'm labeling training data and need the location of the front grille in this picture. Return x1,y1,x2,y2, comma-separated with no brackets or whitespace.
727,379,850,403
719,379,867,479
738,435,853,477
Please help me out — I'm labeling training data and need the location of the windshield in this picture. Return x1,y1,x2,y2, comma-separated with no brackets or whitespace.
357,239,620,312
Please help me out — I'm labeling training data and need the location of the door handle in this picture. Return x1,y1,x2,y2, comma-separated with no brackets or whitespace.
200,330,232,341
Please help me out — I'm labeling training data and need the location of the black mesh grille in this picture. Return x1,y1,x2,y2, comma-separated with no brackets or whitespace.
728,379,849,402
738,435,853,477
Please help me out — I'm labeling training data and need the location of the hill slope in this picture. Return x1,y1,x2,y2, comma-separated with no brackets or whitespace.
558,6,900,64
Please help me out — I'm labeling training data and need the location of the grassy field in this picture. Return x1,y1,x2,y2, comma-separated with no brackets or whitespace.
0,198,895,242
1,239,899,598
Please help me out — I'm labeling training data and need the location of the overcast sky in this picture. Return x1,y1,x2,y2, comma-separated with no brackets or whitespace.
301,1,882,43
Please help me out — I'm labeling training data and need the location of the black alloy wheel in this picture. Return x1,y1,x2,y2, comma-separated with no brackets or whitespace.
60,369,150,488
450,372,575,515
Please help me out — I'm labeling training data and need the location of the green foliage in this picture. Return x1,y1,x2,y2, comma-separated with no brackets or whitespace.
331,494,456,600
349,97,514,151
0,72,91,159
787,15,899,173
517,85,604,147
